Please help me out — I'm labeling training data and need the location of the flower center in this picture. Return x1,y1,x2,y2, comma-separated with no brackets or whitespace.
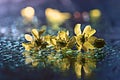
80,35,85,44
57,40,67,47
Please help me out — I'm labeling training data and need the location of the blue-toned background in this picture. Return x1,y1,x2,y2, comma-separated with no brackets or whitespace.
0,0,120,80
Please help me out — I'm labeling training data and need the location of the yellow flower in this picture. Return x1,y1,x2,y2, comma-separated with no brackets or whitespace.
43,35,52,46
22,42,34,51
22,29,47,51
74,24,96,51
45,8,71,30
74,53,96,78
46,31,75,50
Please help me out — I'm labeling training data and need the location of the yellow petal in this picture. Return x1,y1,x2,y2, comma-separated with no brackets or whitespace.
83,25,91,35
58,31,68,41
32,29,39,39
25,34,33,41
77,45,82,51
88,29,96,37
22,43,34,51
74,62,82,78
66,30,69,36
58,31,65,40
44,35,51,44
22,43,30,51
83,25,96,38
39,29,45,35
88,36,97,44
66,37,75,48
74,24,81,36
75,35,83,46
83,42,95,51
65,31,69,41
51,38,56,45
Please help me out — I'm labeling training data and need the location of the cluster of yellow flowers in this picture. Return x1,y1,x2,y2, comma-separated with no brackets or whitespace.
22,24,105,78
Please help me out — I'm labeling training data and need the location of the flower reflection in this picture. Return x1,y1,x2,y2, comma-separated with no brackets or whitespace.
75,53,96,78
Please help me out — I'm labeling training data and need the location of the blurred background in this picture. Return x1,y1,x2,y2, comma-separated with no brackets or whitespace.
0,0,120,80
0,0,120,41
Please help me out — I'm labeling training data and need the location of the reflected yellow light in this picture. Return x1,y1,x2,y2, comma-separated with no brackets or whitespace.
90,9,101,18
45,8,71,30
21,6,35,22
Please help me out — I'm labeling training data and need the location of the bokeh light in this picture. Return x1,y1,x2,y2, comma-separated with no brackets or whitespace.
21,6,35,22
90,9,101,21
45,8,71,30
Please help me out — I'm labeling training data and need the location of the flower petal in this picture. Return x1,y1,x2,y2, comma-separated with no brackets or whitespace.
32,29,39,39
66,37,75,48
25,34,33,41
83,25,91,35
39,29,45,35
44,35,51,44
51,38,56,45
83,42,95,51
58,31,68,41
75,35,83,46
83,25,96,38
74,24,81,36
77,45,82,51
22,43,33,51
88,36,97,44
66,30,69,36
88,28,96,37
